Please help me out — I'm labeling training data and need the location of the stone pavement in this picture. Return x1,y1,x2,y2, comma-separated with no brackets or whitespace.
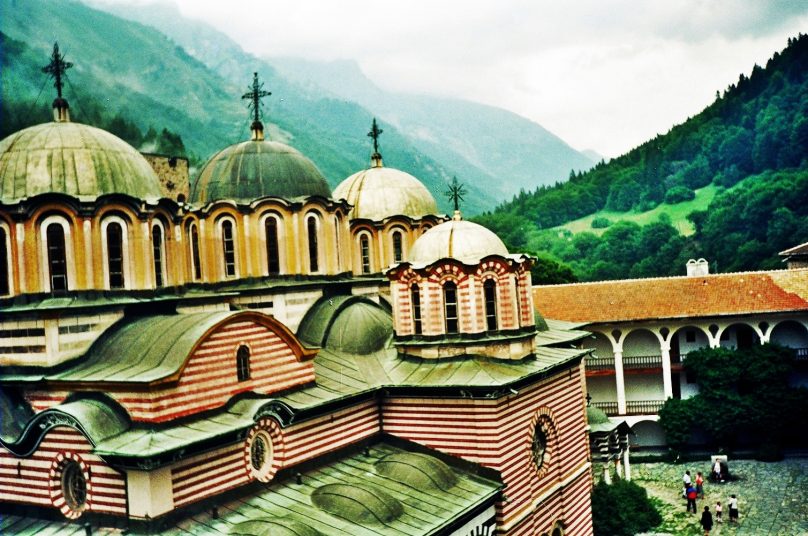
632,458,808,536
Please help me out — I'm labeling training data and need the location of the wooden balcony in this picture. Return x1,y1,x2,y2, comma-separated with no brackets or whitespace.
585,354,663,375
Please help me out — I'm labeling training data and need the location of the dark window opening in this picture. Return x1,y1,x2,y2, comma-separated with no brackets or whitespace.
152,225,164,287
222,220,236,277
61,460,86,511
685,330,696,343
484,279,498,331
444,281,458,334
106,222,125,289
360,235,371,274
190,225,201,280
411,283,422,335
307,216,319,272
0,227,9,295
392,231,403,263
236,345,251,381
266,217,280,275
46,223,68,292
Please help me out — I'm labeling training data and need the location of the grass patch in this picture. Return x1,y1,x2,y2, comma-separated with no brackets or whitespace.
552,184,718,236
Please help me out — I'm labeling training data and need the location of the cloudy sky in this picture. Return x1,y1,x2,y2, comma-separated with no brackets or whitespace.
114,1,807,158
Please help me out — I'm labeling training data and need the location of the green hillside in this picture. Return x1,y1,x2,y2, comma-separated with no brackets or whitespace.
477,34,808,282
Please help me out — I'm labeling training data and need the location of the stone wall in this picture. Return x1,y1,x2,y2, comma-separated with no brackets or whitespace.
142,153,190,202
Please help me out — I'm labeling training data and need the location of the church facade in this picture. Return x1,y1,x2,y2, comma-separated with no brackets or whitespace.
0,49,593,535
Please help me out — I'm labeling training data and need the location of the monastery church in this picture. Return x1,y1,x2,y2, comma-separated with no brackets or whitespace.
0,47,594,535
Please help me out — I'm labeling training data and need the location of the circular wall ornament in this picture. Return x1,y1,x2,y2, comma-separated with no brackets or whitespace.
49,452,91,518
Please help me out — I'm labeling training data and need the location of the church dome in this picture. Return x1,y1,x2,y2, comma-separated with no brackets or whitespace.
408,216,508,266
0,121,163,202
190,140,331,204
333,165,437,221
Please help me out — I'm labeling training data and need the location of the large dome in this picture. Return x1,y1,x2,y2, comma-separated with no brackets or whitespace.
408,217,509,266
333,165,437,221
0,121,162,202
191,140,331,204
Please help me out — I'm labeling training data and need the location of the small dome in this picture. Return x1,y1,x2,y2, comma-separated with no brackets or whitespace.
191,140,331,204
375,453,458,491
408,218,508,266
333,166,437,221
0,122,163,202
312,483,403,525
325,301,392,354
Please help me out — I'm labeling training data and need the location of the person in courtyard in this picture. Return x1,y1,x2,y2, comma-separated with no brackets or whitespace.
683,470,692,486
686,484,698,514
696,471,704,498
700,505,714,535
713,459,722,482
715,500,723,523
728,494,739,523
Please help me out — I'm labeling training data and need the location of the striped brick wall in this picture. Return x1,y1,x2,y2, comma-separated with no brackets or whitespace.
169,400,380,508
0,426,126,517
382,363,592,535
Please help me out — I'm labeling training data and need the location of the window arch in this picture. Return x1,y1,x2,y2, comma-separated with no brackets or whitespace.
443,281,458,334
359,232,371,274
392,230,404,263
219,218,238,278
0,223,11,296
263,214,282,275
484,279,498,331
40,216,73,293
236,344,251,381
411,283,422,335
105,221,126,289
151,222,166,288
306,214,320,273
188,222,202,281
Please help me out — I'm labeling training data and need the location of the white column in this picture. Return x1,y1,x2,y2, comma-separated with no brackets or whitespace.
661,340,673,399
614,350,626,415
623,444,632,481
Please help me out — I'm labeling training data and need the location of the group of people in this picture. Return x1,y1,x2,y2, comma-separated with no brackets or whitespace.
682,469,739,535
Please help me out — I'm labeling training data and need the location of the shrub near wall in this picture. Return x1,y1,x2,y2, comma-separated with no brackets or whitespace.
591,480,662,536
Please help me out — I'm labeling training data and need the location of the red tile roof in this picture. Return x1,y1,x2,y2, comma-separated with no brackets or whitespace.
533,269,808,323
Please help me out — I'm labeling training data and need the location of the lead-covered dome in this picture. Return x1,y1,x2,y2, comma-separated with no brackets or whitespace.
334,164,437,221
408,216,508,266
0,121,163,202
191,140,331,204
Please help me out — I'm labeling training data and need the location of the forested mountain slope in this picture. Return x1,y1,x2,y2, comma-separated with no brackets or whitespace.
478,34,808,281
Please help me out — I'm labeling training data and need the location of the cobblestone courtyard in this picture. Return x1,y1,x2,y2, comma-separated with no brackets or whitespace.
632,458,808,536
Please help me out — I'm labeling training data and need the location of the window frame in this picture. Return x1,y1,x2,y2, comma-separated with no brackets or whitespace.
443,280,459,334
218,217,239,279
39,215,74,293
236,344,251,382
483,278,498,331
151,221,167,288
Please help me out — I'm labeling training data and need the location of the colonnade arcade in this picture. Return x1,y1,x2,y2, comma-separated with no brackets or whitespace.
585,316,808,418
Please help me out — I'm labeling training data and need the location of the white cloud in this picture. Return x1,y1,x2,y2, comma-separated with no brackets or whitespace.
100,0,808,157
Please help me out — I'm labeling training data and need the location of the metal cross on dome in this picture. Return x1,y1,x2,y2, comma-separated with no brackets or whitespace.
367,118,383,155
242,72,271,123
42,42,73,99
445,176,466,212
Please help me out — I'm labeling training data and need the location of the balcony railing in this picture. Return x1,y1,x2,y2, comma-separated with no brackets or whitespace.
586,357,615,371
795,348,808,360
592,400,666,416
622,354,662,369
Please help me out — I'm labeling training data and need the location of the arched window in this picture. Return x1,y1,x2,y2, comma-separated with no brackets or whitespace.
106,222,125,289
46,223,68,292
484,279,498,331
152,224,165,287
360,234,371,274
392,231,403,263
221,219,237,278
411,283,422,335
443,281,458,334
60,459,87,512
0,225,10,296
189,223,201,281
307,215,319,273
265,216,280,275
236,344,250,381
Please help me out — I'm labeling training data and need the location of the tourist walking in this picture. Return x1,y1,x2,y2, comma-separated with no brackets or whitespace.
728,494,739,523
683,470,692,486
715,501,723,523
696,471,704,498
686,484,698,514
700,505,714,535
